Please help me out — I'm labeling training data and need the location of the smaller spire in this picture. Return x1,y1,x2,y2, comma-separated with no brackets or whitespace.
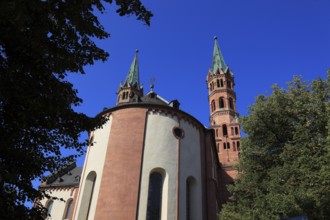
212,36,228,75
124,50,140,87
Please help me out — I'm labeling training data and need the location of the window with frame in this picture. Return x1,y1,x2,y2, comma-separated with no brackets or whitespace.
219,97,225,108
77,171,96,220
146,172,163,220
211,100,216,112
186,177,197,220
229,97,234,109
220,79,224,87
222,124,228,136
227,79,232,89
235,127,239,135
46,200,53,217
63,199,73,219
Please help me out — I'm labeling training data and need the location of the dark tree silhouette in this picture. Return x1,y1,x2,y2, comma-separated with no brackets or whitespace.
0,0,152,219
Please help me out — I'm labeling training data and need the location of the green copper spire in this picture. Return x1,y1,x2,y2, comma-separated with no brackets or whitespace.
125,50,140,87
212,36,228,74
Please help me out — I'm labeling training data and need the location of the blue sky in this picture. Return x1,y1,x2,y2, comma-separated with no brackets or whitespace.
67,0,330,165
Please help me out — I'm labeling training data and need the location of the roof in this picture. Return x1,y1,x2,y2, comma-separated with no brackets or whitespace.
211,36,228,75
41,163,82,188
117,90,180,109
124,50,140,87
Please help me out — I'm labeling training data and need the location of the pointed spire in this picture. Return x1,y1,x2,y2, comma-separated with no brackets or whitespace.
125,49,140,87
212,36,228,75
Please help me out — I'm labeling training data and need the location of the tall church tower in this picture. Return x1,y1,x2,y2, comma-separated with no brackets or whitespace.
207,37,241,203
116,50,143,105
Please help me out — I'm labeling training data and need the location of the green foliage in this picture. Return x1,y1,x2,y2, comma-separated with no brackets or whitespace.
220,72,330,220
0,0,152,219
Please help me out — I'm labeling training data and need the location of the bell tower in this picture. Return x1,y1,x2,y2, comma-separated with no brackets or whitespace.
117,50,143,105
207,36,241,203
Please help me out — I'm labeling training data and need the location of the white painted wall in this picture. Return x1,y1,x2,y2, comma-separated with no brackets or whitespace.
73,116,113,220
40,188,75,220
138,112,179,220
179,120,203,220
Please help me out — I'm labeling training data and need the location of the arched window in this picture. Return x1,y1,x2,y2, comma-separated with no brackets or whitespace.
186,177,197,220
229,98,234,109
237,141,240,151
219,97,225,108
216,79,220,87
220,79,224,87
77,171,96,220
211,100,216,112
46,200,53,217
63,199,73,219
227,142,230,149
210,82,214,91
222,124,228,136
223,143,226,149
147,172,164,220
233,142,236,151
235,127,239,135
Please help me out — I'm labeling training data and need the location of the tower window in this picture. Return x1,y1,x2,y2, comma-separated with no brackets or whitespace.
220,79,224,87
229,98,234,109
219,97,225,108
222,124,228,136
216,79,220,87
231,127,234,135
227,79,232,89
210,82,215,91
211,100,216,112
237,141,240,151
227,142,230,149
235,127,239,135
147,172,163,220
223,143,226,149
233,142,236,151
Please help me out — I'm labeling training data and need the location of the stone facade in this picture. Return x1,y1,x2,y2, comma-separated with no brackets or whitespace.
39,38,240,219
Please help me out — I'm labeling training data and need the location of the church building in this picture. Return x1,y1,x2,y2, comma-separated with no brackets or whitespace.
38,37,241,220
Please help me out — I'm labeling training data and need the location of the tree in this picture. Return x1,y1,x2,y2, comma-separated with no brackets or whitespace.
0,0,152,219
220,72,330,220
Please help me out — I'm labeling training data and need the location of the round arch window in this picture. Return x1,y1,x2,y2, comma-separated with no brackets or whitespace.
173,127,184,139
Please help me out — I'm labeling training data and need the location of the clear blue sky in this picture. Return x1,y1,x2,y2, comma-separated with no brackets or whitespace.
67,0,330,165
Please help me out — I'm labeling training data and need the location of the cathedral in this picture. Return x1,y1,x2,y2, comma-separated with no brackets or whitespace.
38,37,241,220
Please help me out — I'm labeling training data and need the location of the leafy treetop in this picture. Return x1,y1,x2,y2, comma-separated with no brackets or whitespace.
220,71,330,220
0,0,152,219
